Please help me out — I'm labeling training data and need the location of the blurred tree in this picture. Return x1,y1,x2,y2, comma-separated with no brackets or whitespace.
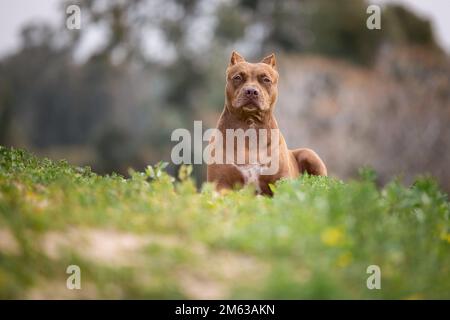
215,3,247,43
383,5,438,49
306,0,382,64
0,0,444,185
232,0,382,64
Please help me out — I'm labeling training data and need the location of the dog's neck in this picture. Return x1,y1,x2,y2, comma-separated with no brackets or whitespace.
219,103,278,131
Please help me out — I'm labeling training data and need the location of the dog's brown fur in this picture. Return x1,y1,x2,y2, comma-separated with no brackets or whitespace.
207,51,327,195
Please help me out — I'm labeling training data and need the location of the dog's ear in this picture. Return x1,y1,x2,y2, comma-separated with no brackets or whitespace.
261,53,276,69
229,51,246,66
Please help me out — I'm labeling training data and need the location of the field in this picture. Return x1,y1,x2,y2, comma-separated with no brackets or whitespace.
0,146,449,299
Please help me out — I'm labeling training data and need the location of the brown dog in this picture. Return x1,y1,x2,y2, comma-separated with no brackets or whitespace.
207,51,327,195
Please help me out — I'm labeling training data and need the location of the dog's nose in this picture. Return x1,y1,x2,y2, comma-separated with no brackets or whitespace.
244,87,259,97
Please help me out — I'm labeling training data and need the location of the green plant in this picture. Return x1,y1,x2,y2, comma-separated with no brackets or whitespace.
0,146,448,299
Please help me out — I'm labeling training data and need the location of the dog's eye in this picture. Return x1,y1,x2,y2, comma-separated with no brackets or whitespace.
233,74,242,81
263,77,272,83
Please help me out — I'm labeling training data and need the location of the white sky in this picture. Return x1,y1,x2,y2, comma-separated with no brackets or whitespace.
0,0,449,59
0,0,61,57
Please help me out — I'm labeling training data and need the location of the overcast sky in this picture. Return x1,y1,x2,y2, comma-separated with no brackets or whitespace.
0,0,449,59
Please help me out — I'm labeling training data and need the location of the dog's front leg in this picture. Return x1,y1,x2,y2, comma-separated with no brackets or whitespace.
291,148,327,176
207,164,245,191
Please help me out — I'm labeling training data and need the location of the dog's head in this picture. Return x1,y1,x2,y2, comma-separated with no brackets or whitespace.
225,51,279,116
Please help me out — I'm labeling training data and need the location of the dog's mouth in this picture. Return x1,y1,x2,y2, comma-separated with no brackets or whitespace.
242,104,259,112
237,98,261,111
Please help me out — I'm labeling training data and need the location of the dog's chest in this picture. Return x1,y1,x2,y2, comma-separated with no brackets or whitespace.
233,164,268,193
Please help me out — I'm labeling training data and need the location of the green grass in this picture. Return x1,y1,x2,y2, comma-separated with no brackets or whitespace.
0,146,449,299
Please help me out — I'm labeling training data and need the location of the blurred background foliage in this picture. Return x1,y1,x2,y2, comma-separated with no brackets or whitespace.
0,0,448,190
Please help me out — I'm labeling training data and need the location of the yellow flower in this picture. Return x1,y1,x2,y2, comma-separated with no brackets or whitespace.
321,227,345,247
337,252,353,268
404,293,424,300
440,232,450,243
